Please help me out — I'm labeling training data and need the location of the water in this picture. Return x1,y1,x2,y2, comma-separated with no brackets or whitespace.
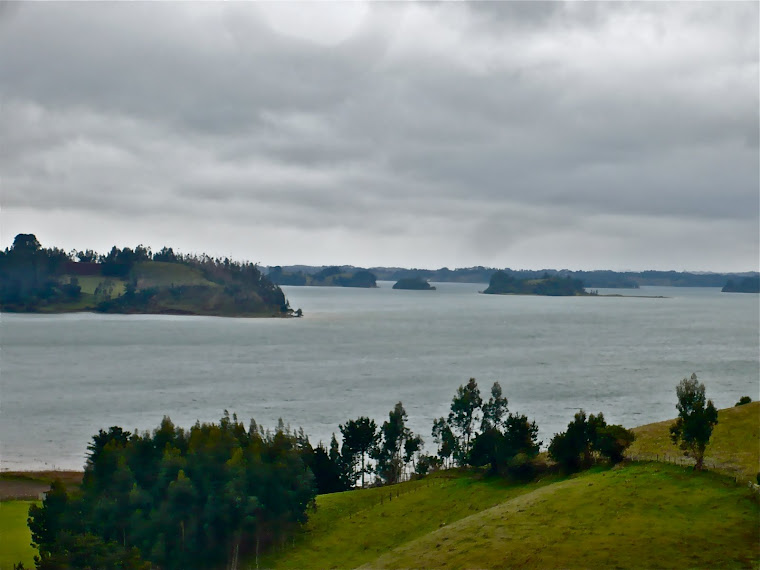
1,283,757,471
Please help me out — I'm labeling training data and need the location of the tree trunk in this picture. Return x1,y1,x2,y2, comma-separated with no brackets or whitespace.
256,532,260,569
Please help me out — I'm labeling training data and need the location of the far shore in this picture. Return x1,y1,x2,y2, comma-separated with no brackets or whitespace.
1,471,83,501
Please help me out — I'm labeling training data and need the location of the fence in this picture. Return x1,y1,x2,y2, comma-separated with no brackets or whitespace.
626,452,760,496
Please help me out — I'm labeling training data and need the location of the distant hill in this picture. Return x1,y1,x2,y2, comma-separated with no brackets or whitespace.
722,276,760,293
483,271,588,296
0,234,295,317
266,265,757,289
392,277,436,290
268,266,377,288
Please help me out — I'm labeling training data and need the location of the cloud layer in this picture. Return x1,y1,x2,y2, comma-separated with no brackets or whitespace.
2,2,757,270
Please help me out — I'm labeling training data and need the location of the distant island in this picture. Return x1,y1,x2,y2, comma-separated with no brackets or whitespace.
483,271,589,296
722,276,760,293
392,277,436,290
0,234,297,317
268,266,377,288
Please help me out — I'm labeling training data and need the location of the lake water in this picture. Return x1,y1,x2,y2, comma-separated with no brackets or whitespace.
1,283,758,471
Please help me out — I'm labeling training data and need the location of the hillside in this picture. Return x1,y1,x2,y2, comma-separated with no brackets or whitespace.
365,463,757,569
627,400,760,482
0,234,295,317
260,402,759,569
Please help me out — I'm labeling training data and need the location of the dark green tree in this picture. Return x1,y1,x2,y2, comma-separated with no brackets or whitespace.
447,378,483,464
339,417,378,488
373,402,412,484
669,373,719,470
431,417,456,468
549,411,633,470
28,414,317,569
481,381,509,431
469,413,540,476
593,424,635,464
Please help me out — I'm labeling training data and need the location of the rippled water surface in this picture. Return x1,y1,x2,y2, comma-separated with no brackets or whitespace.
2,283,758,470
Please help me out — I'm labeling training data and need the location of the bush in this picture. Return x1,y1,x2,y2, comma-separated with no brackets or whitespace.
735,396,752,406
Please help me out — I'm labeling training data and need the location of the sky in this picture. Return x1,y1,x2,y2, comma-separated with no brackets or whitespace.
1,1,758,272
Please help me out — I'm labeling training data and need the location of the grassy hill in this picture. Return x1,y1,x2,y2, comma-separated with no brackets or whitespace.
259,403,759,569
627,400,759,483
259,471,564,569
365,463,757,569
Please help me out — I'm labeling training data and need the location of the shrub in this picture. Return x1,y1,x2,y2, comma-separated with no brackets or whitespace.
735,396,752,406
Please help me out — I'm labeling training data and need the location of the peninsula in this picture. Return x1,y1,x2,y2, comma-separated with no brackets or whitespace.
0,234,296,317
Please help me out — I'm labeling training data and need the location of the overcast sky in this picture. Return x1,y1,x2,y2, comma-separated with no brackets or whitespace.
1,2,757,271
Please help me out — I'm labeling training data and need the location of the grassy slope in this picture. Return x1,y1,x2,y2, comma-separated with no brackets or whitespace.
627,401,759,482
367,463,758,570
0,501,37,570
132,261,217,289
260,472,564,569
262,405,759,569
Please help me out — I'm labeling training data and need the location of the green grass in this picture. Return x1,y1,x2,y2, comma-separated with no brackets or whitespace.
132,261,217,289
628,401,760,483
365,463,759,569
0,501,37,570
66,275,126,296
259,470,566,569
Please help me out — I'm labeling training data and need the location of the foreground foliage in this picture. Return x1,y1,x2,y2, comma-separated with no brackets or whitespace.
28,415,316,570
549,410,635,471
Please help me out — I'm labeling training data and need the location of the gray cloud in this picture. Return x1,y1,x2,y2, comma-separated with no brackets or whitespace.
1,1,757,271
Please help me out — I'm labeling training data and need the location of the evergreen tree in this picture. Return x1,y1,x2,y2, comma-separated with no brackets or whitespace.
339,417,378,488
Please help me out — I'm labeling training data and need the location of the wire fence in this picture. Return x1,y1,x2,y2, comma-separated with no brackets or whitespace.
626,452,760,496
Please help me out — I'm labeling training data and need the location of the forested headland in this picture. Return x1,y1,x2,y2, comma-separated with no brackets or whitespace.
0,234,296,317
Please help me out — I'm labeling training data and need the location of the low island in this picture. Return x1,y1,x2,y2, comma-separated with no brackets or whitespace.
392,277,436,290
0,233,298,317
721,276,759,293
483,271,589,296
